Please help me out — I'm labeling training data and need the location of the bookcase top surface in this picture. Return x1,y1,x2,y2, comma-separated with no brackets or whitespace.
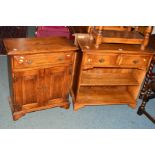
76,34,155,55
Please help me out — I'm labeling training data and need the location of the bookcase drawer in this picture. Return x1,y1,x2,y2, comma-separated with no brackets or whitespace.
118,54,151,69
84,53,118,68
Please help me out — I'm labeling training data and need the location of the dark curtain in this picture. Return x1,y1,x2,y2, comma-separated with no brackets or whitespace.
0,26,28,54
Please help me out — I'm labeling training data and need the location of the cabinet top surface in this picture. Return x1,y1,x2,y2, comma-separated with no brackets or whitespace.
3,37,78,55
76,34,155,54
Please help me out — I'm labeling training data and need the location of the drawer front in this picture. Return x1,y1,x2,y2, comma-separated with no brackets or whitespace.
118,54,151,69
84,53,118,67
13,52,73,69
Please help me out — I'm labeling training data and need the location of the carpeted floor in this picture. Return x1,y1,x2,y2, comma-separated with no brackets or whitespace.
0,55,155,128
0,26,155,128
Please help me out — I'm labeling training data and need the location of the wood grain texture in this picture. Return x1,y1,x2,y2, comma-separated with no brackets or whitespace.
74,86,135,111
13,52,74,70
72,34,155,111
3,37,78,55
5,37,77,120
81,69,139,86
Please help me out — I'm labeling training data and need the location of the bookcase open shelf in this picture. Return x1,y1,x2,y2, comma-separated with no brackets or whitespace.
71,34,154,111
77,86,135,105
80,68,140,86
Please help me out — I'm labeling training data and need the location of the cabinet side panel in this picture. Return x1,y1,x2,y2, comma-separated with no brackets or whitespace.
7,56,13,98
127,69,146,100
71,50,82,99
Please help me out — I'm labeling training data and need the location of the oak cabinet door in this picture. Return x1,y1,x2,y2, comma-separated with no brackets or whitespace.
12,69,44,111
44,66,72,104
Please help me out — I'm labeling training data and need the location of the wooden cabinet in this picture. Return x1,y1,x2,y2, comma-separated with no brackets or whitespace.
4,37,77,120
71,34,154,111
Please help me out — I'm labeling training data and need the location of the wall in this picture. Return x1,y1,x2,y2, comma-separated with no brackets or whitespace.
152,26,155,34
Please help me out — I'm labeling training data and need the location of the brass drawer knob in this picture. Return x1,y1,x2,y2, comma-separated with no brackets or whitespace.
15,56,25,64
133,60,139,64
19,59,24,64
99,58,104,63
20,56,24,59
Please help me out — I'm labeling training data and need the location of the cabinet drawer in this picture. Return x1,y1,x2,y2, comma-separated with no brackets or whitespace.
118,54,151,69
84,53,118,67
13,52,73,69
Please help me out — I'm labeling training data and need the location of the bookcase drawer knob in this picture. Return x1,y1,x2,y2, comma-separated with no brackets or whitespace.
99,58,105,63
58,57,64,61
133,60,139,64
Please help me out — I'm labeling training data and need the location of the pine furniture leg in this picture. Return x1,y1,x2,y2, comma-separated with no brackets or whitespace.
95,26,103,48
128,102,136,109
74,103,85,111
60,103,70,109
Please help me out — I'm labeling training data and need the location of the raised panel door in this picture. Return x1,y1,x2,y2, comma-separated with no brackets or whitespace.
12,69,44,111
44,66,72,104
